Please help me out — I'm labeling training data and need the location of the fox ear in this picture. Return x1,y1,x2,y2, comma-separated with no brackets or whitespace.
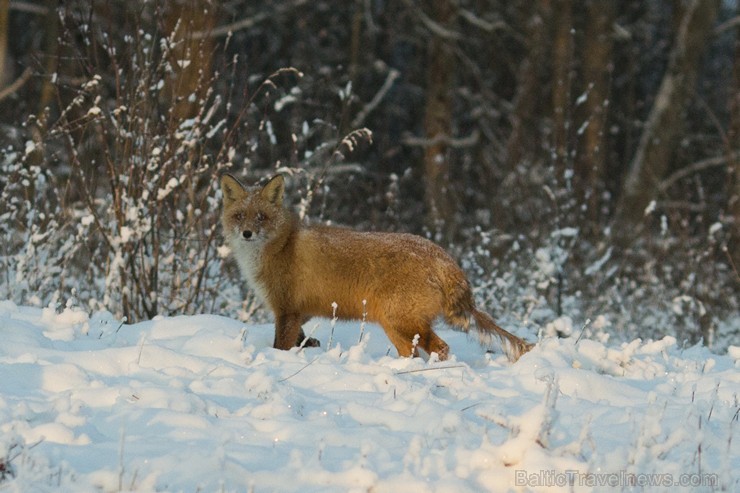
261,175,285,206
221,174,248,208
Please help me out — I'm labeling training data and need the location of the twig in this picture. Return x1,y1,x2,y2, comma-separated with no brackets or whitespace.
297,322,320,350
714,15,740,35
401,0,462,40
7,438,44,464
193,12,269,39
351,69,399,128
118,426,126,492
327,302,338,350
192,0,309,39
402,129,479,148
722,243,740,282
458,9,508,32
659,152,739,192
278,355,321,382
574,318,591,344
0,67,32,102
136,336,146,365
395,365,466,375
9,2,48,15
358,299,367,344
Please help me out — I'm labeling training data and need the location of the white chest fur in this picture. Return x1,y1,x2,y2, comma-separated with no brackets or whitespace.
229,236,271,308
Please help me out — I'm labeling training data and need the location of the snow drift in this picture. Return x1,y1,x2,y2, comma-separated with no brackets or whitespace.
0,301,737,492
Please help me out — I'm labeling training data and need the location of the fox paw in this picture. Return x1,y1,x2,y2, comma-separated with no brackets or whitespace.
297,335,321,348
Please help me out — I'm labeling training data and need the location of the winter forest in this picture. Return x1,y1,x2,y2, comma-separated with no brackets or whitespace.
0,0,740,491
0,0,737,348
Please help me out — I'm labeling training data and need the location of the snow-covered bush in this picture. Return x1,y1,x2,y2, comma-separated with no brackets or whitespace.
0,3,371,322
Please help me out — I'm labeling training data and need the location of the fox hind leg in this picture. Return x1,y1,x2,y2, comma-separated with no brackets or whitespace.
422,330,449,361
383,321,449,361
384,326,416,358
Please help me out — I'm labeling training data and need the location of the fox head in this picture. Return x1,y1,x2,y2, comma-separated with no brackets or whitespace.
220,174,289,248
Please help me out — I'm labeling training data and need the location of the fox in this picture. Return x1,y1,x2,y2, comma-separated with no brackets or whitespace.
220,173,533,362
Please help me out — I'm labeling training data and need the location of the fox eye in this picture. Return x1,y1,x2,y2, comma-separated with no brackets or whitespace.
233,212,245,222
256,212,267,222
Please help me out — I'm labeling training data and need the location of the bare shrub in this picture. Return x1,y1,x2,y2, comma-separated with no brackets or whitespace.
0,3,371,322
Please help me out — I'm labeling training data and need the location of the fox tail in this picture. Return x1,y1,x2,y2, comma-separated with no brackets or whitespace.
470,308,533,362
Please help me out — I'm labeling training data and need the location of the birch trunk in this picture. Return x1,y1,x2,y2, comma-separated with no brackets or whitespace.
613,0,720,239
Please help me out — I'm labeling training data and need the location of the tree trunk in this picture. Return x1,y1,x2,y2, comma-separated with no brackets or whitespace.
505,0,549,171
0,0,8,88
576,0,615,223
36,0,58,117
166,1,215,121
423,0,457,240
613,0,720,240
551,0,574,176
729,1,740,254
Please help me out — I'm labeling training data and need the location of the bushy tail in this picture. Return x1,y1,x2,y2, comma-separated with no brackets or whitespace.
471,308,533,362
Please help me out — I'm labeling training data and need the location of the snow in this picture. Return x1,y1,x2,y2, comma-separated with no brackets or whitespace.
0,301,738,492
23,141,36,157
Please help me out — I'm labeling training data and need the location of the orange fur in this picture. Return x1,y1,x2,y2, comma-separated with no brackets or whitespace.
221,174,532,361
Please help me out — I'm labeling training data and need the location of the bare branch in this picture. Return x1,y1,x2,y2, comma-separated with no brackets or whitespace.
192,12,269,40
192,0,309,39
657,200,707,212
351,68,400,128
9,1,48,15
659,152,740,191
714,15,740,35
459,9,507,32
401,0,462,40
403,129,479,148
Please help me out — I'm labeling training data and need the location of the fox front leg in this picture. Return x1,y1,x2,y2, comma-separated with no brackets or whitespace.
274,313,302,350
274,313,320,350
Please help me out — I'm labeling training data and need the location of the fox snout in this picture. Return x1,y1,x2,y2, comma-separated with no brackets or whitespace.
234,212,269,241
233,220,262,242
224,210,261,242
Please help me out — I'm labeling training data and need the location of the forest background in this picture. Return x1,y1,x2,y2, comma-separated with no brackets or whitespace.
0,0,737,350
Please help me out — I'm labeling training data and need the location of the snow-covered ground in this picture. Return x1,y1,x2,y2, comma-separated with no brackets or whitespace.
0,300,738,492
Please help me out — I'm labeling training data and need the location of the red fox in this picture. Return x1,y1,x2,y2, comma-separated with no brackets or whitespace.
221,174,532,362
